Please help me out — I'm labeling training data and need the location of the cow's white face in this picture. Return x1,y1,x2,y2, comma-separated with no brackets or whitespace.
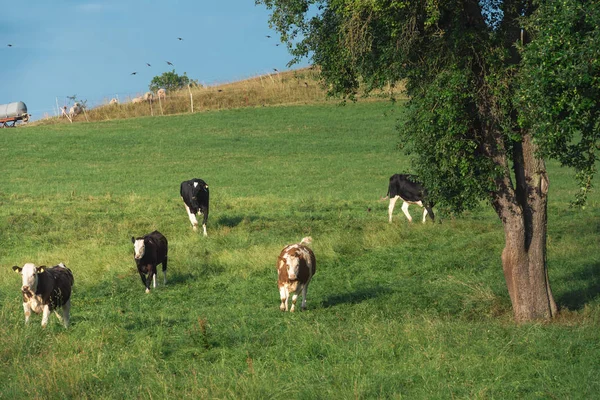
13,263,40,295
134,239,145,259
283,248,302,281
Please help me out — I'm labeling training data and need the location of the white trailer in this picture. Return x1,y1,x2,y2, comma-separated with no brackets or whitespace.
0,101,29,127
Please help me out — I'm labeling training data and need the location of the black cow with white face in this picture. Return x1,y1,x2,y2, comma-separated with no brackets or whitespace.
12,262,74,328
132,230,168,293
180,178,209,236
385,174,435,223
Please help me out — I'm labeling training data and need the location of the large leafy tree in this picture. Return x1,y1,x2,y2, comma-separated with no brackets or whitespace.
257,0,600,322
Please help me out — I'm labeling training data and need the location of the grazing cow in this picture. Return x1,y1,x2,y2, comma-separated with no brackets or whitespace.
277,237,316,312
384,174,435,223
131,230,168,293
180,178,210,236
109,98,119,105
12,262,74,328
131,96,144,104
142,92,154,102
156,88,167,100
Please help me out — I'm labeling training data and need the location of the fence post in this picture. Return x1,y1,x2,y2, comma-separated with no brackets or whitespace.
188,84,194,113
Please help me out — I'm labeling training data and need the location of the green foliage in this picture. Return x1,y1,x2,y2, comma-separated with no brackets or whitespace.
518,0,600,205
400,68,499,214
1,103,599,397
257,0,600,211
149,69,196,92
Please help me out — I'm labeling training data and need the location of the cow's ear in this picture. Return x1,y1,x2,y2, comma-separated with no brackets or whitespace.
38,266,46,273
12,266,22,273
131,236,135,244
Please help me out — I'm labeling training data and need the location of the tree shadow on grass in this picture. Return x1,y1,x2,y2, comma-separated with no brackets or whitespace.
558,261,600,310
321,284,393,308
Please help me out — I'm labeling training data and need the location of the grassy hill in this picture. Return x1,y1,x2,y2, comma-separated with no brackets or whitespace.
31,67,405,125
1,101,598,398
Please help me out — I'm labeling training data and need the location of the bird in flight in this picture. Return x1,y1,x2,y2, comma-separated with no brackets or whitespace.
166,61,173,66
146,63,151,67
177,37,183,41
7,44,13,47
266,35,271,38
273,68,278,72
131,72,137,75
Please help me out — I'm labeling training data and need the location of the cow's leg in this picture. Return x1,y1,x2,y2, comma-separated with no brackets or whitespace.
290,293,299,312
279,285,288,311
22,302,31,324
388,196,399,223
41,305,51,327
162,257,168,285
201,209,208,237
55,308,64,325
422,207,428,223
401,201,413,222
55,300,70,328
300,283,309,311
150,265,157,289
139,270,149,293
184,204,199,231
62,301,71,328
425,205,435,222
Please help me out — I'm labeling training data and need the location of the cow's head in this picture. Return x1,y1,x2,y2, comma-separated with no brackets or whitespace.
131,237,145,259
190,182,208,207
283,249,304,281
12,263,45,297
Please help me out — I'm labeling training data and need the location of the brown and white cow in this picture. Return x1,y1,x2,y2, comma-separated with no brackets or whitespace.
277,237,316,312
12,262,74,328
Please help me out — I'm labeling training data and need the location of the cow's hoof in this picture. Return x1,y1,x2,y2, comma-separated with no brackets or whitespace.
145,288,150,294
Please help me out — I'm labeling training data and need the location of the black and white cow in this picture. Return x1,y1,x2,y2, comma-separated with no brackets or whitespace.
180,178,209,236
131,230,168,293
384,174,435,223
12,262,74,328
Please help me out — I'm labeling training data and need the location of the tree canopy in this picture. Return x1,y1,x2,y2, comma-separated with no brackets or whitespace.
259,0,599,211
149,70,196,93
258,0,600,321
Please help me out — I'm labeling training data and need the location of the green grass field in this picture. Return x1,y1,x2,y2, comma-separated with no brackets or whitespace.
1,102,598,399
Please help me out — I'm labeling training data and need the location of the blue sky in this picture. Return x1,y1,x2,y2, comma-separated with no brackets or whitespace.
0,1,309,120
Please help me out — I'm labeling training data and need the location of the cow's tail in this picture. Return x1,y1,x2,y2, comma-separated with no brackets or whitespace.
300,236,313,246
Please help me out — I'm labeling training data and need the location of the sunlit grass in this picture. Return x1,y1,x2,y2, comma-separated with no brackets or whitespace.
1,101,598,399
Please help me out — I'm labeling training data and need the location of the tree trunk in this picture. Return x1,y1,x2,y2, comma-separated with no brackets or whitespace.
492,133,558,322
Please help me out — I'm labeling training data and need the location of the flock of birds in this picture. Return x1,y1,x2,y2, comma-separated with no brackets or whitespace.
7,33,284,76
129,38,181,76
5,34,289,102
125,35,281,76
